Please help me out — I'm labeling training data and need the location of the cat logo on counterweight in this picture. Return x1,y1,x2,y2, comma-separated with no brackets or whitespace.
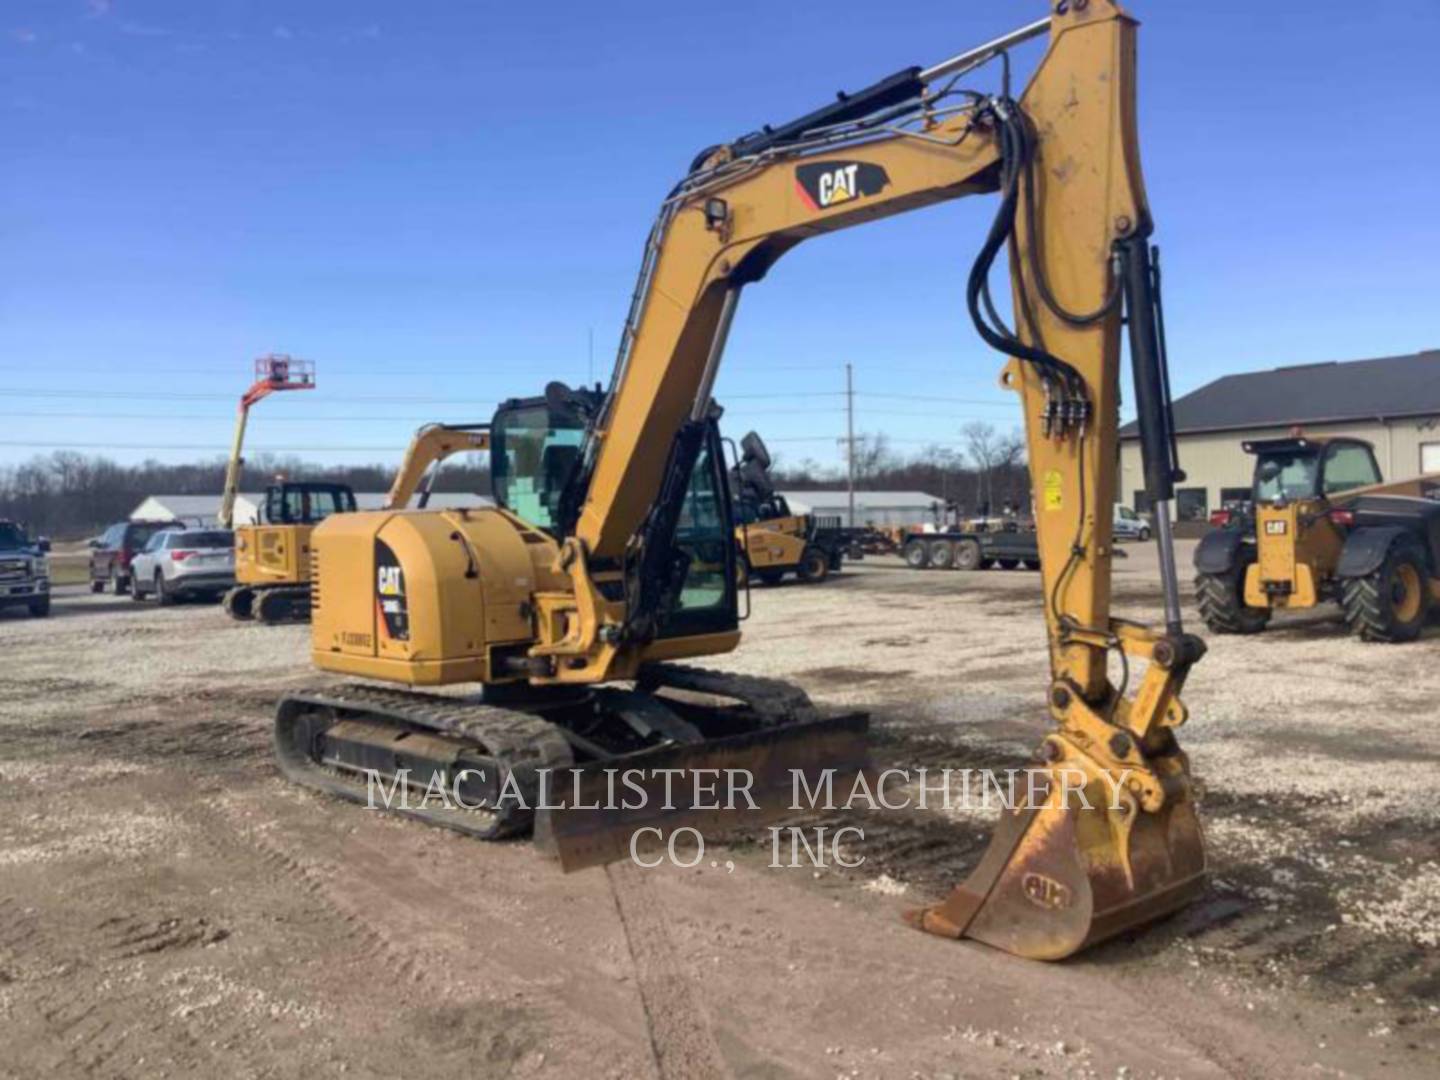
795,161,890,211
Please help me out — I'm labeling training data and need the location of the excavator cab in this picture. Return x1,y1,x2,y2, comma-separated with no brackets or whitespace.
494,388,742,641
264,481,358,525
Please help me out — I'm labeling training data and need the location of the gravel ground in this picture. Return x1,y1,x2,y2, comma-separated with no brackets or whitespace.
1,541,1437,1078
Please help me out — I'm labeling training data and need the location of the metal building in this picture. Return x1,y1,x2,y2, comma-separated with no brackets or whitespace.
781,490,944,527
1120,349,1440,523
129,491,491,527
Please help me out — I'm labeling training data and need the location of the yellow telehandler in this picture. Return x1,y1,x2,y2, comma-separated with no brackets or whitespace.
731,431,840,585
274,1,1208,960
1194,433,1440,641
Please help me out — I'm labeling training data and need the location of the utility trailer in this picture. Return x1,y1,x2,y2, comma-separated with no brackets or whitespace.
900,527,1040,572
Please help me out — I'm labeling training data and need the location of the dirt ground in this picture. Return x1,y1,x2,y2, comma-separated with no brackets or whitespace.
2,540,1437,1079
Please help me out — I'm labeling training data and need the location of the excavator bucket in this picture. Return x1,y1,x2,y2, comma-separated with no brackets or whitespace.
534,711,870,871
906,768,1206,959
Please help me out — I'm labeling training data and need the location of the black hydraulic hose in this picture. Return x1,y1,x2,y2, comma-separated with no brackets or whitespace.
964,103,1086,401
1016,111,1123,328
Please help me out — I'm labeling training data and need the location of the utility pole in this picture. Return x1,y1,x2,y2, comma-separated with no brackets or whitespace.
845,362,856,529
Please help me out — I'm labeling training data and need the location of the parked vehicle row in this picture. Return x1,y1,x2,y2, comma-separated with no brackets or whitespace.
89,520,234,603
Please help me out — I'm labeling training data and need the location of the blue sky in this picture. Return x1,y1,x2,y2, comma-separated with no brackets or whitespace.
3,0,1437,471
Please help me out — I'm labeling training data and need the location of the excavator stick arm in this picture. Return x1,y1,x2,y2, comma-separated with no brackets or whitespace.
552,0,1207,957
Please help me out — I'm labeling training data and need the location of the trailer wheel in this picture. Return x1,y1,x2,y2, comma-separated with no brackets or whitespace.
1195,549,1269,635
997,558,1020,570
953,539,983,571
928,540,955,570
903,539,930,569
1022,559,1041,571
797,546,830,583
1342,541,1429,643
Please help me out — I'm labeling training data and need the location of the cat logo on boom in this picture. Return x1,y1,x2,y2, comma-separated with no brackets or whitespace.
795,160,890,211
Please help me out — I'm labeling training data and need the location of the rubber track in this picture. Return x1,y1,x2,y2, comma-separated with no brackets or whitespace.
638,662,818,724
274,683,574,840
276,667,822,843
255,585,312,625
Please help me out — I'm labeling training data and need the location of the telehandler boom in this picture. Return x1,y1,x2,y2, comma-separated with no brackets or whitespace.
277,0,1207,960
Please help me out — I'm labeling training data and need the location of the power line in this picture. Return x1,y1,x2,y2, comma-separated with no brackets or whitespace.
0,440,411,453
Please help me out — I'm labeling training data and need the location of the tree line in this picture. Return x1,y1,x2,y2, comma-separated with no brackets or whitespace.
772,422,1032,518
1,421,1027,539
0,451,490,539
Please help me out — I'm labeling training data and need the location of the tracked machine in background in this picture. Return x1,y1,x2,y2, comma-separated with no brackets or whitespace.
730,431,846,585
276,1,1209,959
220,356,359,625
1194,433,1440,641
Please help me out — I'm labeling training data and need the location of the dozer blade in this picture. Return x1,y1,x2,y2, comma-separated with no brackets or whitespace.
534,711,870,872
906,771,1206,960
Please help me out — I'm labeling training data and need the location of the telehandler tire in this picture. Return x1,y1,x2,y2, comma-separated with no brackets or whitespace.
797,546,830,583
1341,541,1429,643
1195,555,1270,635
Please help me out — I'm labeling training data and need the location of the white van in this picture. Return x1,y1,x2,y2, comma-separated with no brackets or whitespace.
1113,505,1152,542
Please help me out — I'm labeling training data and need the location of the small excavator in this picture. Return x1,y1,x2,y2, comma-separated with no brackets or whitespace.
1194,432,1440,641
275,1,1207,960
220,356,359,625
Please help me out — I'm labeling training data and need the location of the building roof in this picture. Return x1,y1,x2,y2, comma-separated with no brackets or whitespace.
132,491,491,523
1120,349,1440,438
780,490,942,509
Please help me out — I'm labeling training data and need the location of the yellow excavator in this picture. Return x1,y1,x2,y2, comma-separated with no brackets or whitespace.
275,1,1207,960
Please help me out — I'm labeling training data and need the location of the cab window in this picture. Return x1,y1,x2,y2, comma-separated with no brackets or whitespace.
490,403,585,532
1323,444,1381,495
673,444,727,614
1254,452,1319,502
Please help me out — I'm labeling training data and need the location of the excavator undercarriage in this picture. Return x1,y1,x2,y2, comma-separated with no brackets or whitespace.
276,667,867,869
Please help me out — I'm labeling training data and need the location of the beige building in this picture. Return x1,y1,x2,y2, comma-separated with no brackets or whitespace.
1120,349,1440,523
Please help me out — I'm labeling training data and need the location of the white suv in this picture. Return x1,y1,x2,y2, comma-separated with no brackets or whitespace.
130,529,236,605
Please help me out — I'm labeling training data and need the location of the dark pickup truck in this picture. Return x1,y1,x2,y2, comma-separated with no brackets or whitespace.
0,520,52,617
